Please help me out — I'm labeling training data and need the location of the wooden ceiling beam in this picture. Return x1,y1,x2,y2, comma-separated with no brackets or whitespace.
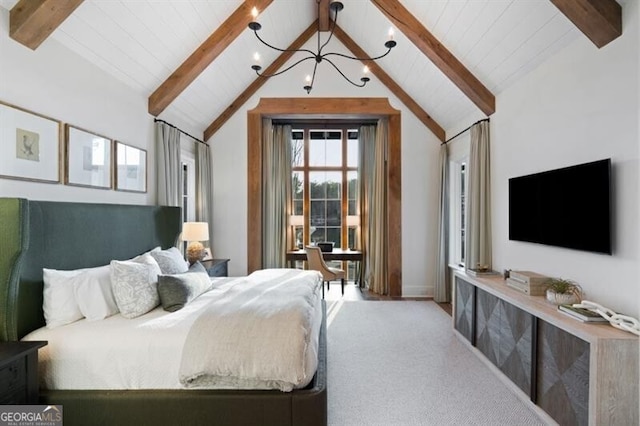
318,0,331,32
549,0,621,48
333,25,445,142
204,21,318,141
148,0,274,117
9,0,84,50
371,0,495,116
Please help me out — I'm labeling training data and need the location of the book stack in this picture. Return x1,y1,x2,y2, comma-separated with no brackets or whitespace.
558,304,608,322
505,270,549,296
466,268,500,277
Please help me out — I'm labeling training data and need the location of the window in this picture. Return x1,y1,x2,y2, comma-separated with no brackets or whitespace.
460,162,466,265
291,125,359,279
450,159,467,267
181,159,196,222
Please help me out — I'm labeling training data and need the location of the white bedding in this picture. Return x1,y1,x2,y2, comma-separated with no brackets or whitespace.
22,269,323,391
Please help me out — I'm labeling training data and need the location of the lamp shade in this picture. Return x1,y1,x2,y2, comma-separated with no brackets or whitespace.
182,222,209,242
289,215,304,226
346,215,360,227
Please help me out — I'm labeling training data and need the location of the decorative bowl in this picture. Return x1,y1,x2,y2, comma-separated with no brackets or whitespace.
546,289,580,305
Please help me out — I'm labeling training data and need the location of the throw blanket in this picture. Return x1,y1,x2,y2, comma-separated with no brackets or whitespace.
179,269,322,391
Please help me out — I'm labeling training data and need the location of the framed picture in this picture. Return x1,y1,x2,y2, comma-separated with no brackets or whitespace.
114,141,147,193
65,125,112,189
0,101,61,183
203,248,213,261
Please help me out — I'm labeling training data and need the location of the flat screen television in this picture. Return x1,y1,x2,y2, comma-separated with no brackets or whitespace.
509,158,611,254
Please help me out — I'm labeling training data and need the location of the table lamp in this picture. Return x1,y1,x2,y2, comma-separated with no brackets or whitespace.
183,222,209,264
346,215,360,250
289,215,304,249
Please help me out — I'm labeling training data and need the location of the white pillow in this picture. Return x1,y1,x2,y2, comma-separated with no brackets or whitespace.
72,265,119,321
110,253,162,319
43,268,84,329
150,247,188,274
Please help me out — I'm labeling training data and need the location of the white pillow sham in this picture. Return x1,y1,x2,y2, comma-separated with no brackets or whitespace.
43,268,85,329
43,264,121,328
111,253,162,319
72,265,119,321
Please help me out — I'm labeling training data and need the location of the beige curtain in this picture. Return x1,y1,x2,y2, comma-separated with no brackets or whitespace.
359,120,388,295
465,120,492,271
434,143,450,302
155,122,181,207
358,125,373,288
262,119,292,268
195,142,214,248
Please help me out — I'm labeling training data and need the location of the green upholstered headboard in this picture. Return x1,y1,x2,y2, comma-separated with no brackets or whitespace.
0,198,182,341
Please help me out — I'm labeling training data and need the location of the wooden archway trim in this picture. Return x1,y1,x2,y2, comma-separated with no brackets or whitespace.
247,97,402,297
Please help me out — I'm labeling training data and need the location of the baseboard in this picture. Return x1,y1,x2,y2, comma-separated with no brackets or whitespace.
403,284,433,298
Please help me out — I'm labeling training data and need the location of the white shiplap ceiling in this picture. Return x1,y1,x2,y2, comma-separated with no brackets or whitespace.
2,0,610,139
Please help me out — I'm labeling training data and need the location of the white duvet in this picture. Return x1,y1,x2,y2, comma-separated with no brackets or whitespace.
22,269,323,391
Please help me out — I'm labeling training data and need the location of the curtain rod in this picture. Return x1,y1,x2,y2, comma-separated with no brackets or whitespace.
442,118,490,145
153,118,207,146
273,119,379,126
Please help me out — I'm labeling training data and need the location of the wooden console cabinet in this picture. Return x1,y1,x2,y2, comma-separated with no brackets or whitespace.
453,271,638,426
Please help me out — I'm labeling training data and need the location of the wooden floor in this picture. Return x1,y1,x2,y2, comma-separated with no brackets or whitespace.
324,281,452,315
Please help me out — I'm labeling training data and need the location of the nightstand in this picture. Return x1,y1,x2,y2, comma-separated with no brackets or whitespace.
201,258,230,277
0,341,47,404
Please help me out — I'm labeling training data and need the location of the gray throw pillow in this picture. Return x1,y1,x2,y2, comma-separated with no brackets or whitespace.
150,247,189,274
188,261,207,274
158,269,211,312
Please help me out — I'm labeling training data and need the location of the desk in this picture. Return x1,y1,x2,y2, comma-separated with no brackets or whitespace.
286,249,363,285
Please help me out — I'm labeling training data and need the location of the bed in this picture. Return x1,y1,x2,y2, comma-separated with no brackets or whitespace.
0,198,327,426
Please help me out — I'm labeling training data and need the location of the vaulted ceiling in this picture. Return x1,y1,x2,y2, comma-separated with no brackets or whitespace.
2,0,623,142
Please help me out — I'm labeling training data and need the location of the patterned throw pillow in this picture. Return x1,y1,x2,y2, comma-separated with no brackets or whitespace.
150,247,189,274
110,253,162,318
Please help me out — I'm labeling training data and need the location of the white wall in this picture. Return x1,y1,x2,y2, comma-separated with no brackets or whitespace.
453,1,639,316
0,8,155,205
210,37,442,296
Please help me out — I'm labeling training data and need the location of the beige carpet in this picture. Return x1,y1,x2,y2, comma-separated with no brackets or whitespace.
327,301,549,426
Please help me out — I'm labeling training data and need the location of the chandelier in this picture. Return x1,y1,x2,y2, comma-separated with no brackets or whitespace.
248,1,396,94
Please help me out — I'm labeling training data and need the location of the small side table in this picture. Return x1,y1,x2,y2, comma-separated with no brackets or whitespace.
0,341,47,404
201,258,230,277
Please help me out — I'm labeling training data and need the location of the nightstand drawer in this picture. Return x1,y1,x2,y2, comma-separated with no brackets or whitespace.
0,386,27,405
0,357,26,396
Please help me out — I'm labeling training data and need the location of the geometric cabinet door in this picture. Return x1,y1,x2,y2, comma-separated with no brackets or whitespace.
475,288,535,398
536,320,589,426
454,276,475,344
